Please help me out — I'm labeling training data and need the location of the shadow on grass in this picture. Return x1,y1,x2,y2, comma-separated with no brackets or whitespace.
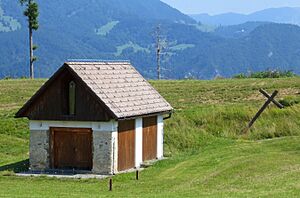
0,159,29,173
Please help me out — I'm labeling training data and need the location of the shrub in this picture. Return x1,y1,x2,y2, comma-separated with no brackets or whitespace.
279,96,300,107
3,76,12,80
233,73,247,79
233,70,297,79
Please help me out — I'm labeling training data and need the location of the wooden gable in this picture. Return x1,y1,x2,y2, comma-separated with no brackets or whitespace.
15,65,116,121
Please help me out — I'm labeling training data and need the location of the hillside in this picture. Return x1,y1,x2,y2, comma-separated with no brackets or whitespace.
0,0,198,78
1,1,300,79
190,7,300,26
213,21,271,38
0,78,300,196
171,23,300,79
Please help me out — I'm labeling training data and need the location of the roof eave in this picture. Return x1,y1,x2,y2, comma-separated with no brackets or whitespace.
116,109,173,121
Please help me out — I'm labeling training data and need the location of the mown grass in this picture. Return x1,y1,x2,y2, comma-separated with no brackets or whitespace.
0,137,299,197
0,80,44,170
0,78,299,197
152,78,300,154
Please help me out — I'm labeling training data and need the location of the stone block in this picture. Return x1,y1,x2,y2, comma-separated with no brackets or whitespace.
92,131,114,174
29,130,50,170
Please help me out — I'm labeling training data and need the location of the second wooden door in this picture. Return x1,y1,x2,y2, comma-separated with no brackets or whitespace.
118,120,135,171
143,116,157,161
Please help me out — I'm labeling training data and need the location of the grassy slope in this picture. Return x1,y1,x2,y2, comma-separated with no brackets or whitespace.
0,80,44,167
0,78,299,197
155,78,300,154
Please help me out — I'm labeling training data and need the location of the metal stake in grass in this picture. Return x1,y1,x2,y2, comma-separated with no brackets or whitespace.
243,89,283,134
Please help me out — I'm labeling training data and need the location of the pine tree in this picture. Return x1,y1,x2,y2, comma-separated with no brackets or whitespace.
20,0,39,79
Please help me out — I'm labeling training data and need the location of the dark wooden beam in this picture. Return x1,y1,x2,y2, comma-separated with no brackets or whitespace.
243,90,279,134
259,89,284,109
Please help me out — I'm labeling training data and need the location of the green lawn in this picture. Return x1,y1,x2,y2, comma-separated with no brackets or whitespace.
0,78,300,197
0,137,299,197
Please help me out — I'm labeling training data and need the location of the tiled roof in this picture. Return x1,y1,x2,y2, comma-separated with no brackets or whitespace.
66,61,173,119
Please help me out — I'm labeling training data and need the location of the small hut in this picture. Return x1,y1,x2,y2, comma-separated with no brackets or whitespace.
15,61,173,174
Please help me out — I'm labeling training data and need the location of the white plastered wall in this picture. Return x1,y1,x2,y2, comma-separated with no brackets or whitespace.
29,120,117,132
157,115,164,159
135,118,143,168
112,130,118,174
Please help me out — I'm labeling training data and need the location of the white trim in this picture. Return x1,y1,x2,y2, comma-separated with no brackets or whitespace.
135,118,143,168
112,130,118,174
29,120,118,132
157,115,164,159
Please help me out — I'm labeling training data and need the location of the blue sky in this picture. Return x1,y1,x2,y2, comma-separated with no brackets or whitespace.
161,0,300,15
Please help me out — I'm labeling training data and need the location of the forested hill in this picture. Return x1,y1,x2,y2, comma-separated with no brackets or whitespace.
1,0,300,79
0,0,195,78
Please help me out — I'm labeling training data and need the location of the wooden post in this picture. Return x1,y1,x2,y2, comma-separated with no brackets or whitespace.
136,170,139,180
109,177,113,191
243,90,279,134
259,89,284,109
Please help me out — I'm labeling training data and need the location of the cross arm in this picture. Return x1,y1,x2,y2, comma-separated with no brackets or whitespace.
259,89,284,109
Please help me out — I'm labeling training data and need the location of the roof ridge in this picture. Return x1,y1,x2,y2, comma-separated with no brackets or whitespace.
66,59,130,63
65,62,173,118
66,64,123,115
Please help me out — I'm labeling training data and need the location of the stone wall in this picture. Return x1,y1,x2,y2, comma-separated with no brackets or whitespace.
29,120,118,174
92,131,114,174
29,129,116,174
29,130,50,170
28,117,165,174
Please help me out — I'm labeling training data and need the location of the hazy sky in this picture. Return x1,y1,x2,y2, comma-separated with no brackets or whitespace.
161,0,300,15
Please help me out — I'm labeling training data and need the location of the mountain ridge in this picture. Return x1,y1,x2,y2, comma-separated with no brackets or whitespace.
190,7,300,26
0,1,300,79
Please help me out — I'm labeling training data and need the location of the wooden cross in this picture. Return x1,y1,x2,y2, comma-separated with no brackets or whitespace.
243,89,284,134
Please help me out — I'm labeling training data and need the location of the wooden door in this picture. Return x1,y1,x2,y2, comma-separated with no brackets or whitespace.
50,127,92,170
118,120,135,171
143,116,157,161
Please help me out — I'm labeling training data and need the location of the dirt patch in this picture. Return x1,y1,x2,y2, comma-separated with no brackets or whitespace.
0,103,20,111
277,88,300,97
